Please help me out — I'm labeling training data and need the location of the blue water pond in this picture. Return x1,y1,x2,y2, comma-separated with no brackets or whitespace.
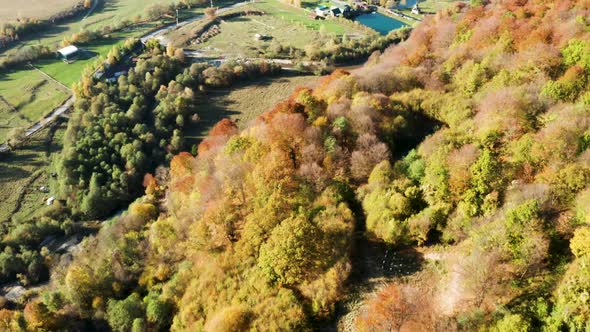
355,12,407,35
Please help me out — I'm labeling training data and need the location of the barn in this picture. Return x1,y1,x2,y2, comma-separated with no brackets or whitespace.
56,45,81,63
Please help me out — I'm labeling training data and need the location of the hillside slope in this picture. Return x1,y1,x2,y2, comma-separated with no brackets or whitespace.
2,0,590,331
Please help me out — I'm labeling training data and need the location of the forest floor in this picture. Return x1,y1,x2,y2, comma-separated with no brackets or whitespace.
333,235,426,331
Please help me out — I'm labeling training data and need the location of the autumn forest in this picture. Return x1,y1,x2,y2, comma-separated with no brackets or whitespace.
1,0,590,331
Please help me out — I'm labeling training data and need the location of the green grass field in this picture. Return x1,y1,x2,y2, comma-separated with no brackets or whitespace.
35,25,154,87
185,74,318,147
412,0,459,14
0,0,190,143
174,0,369,55
0,0,79,21
0,123,65,223
0,67,69,141
2,0,180,58
0,0,233,139
195,14,327,57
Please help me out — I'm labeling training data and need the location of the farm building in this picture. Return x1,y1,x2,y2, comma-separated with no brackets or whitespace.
315,5,330,16
56,45,80,63
330,7,342,17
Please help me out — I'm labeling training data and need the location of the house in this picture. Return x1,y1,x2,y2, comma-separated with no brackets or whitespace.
46,196,56,206
56,45,80,63
315,5,330,17
106,71,128,83
411,3,422,15
330,7,342,17
341,5,352,17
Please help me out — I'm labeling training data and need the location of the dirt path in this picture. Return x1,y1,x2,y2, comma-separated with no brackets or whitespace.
328,229,425,331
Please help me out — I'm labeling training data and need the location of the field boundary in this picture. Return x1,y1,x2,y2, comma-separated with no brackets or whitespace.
28,64,72,92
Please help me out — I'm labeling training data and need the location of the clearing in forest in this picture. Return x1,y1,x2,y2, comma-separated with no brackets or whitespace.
185,74,319,147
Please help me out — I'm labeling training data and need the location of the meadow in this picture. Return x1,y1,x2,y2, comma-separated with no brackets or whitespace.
1,0,179,58
396,0,461,19
34,24,156,87
0,123,65,223
194,15,328,57
0,0,79,22
0,67,69,141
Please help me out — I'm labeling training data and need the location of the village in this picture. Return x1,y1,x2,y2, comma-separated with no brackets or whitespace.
312,0,423,21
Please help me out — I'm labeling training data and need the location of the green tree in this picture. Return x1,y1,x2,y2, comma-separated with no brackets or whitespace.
258,215,322,285
490,314,530,332
80,173,107,219
106,293,144,332
145,291,172,329
571,227,590,258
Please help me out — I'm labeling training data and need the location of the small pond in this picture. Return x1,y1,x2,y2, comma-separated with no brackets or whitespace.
355,12,407,35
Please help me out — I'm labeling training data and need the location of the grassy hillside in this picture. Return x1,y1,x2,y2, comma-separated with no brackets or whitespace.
0,0,79,22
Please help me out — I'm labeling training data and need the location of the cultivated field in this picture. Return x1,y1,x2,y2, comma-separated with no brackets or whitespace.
0,0,80,22
185,74,319,146
0,67,69,141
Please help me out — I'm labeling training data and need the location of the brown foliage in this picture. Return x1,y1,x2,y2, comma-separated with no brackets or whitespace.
198,119,238,154
24,299,59,330
356,283,434,332
143,173,158,196
0,309,15,330
350,133,390,181
209,118,238,136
